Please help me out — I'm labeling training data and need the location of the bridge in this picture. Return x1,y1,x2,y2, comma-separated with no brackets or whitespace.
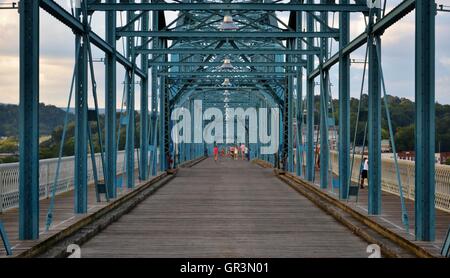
0,0,449,258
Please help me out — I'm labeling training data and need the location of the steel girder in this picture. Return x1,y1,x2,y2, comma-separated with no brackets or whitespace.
88,3,370,12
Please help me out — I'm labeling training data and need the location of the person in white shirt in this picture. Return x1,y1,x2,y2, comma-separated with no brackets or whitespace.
360,158,369,189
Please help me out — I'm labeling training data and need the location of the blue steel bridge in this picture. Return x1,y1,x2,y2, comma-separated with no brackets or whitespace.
0,0,449,258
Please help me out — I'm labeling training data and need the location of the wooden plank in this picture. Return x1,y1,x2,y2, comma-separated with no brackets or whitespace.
80,158,370,257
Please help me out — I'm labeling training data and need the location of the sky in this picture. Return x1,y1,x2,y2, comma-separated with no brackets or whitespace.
0,0,449,109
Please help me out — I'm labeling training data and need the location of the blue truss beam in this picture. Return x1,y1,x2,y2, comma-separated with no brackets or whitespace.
140,2,149,181
159,72,298,77
117,31,339,39
339,0,350,200
19,0,40,240
305,0,315,182
414,0,435,241
105,0,117,199
140,48,318,55
88,3,370,12
149,61,307,67
368,10,382,215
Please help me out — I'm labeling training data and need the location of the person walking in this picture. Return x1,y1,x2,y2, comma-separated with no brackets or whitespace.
360,158,369,189
234,145,239,160
240,144,246,160
213,144,219,162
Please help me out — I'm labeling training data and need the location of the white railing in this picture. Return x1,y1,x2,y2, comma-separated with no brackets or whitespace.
0,149,152,213
328,151,450,213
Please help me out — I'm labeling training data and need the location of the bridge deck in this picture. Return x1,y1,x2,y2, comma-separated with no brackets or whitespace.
0,170,159,257
323,179,450,255
80,158,369,257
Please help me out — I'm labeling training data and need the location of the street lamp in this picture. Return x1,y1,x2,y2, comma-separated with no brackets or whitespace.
220,12,238,31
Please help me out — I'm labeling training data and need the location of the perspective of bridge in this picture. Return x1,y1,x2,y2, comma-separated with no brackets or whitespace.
0,0,449,259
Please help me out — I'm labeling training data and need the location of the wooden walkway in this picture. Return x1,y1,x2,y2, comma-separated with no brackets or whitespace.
324,180,450,255
0,170,158,257
301,169,450,256
80,158,370,258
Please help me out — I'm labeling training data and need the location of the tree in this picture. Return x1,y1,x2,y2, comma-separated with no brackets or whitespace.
395,125,415,152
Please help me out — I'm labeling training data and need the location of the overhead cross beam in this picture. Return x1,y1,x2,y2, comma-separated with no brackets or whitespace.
148,61,307,68
88,3,370,12
138,48,318,55
117,31,339,39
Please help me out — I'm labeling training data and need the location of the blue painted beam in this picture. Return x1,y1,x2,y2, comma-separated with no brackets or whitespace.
159,69,167,171
126,8,135,189
305,0,315,182
140,1,149,181
287,40,294,172
140,48,319,55
295,11,303,177
88,3,370,12
150,9,159,175
74,37,88,214
319,1,329,190
367,10,382,215
19,0,40,240
339,0,351,200
160,72,299,77
105,0,117,199
414,0,435,241
148,61,307,67
118,31,339,39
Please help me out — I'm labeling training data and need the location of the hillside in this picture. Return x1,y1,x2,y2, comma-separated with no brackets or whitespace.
0,103,74,137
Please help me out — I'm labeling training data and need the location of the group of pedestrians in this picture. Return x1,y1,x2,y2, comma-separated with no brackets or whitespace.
213,143,250,162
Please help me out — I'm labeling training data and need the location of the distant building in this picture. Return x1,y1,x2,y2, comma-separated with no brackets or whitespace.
381,140,391,152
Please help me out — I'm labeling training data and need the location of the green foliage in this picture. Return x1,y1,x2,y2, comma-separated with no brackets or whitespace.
0,103,75,137
395,124,415,152
0,137,18,153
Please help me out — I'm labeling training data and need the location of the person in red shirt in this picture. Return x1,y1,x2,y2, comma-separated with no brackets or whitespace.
213,144,219,162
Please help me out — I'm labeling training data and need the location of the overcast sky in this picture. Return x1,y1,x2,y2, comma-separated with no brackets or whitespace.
0,0,449,109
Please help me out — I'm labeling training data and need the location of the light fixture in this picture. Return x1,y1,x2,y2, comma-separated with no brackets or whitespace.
221,78,232,86
224,97,230,103
220,12,238,31
223,89,230,96
220,58,234,70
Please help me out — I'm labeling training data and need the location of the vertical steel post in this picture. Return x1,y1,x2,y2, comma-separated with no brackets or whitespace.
287,40,294,172
415,0,436,241
126,8,135,188
339,0,350,199
305,0,315,181
151,8,159,174
159,65,167,170
74,4,88,214
368,9,382,214
105,0,117,198
296,11,303,177
19,0,40,240
319,0,329,189
140,4,149,180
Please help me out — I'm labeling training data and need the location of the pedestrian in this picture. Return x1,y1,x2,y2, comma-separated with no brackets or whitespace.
360,157,368,189
234,145,239,160
240,143,246,160
213,144,219,162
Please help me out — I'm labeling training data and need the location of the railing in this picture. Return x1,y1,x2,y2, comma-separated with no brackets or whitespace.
0,150,152,213
328,151,450,213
